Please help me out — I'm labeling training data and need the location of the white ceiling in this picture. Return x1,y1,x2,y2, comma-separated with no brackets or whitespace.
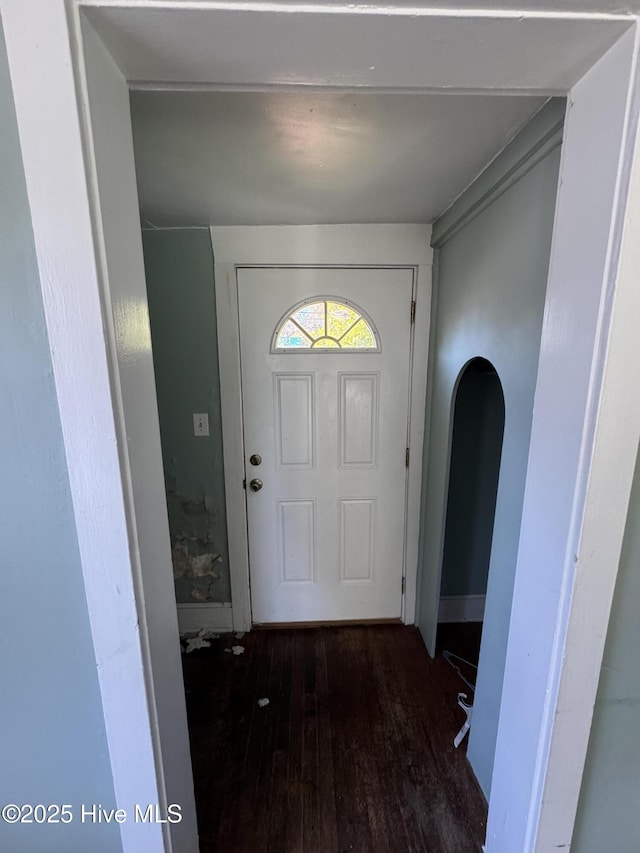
130,91,548,226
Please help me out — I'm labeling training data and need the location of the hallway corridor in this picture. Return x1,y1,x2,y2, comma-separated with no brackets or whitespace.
182,625,486,852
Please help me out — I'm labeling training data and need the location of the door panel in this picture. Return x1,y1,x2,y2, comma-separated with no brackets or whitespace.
238,266,413,623
339,498,376,582
274,373,315,468
278,499,316,583
339,372,379,467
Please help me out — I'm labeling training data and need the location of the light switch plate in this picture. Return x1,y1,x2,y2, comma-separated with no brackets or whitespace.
193,413,209,436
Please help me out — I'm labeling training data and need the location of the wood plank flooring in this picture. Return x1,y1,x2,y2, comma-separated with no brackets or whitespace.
182,625,487,853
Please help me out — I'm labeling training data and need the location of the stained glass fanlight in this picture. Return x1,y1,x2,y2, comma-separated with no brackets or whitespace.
273,299,379,351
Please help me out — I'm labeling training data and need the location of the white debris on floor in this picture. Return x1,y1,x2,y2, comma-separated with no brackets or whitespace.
257,698,270,708
185,636,210,653
183,628,220,654
224,645,245,655
203,630,221,640
234,631,245,640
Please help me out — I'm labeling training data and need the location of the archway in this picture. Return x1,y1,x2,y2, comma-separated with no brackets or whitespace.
439,358,505,630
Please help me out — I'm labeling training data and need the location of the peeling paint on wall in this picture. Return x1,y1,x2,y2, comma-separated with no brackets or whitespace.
142,228,231,603
172,540,221,579
168,492,225,601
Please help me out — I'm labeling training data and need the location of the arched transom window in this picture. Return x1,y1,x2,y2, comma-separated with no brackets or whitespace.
273,298,380,352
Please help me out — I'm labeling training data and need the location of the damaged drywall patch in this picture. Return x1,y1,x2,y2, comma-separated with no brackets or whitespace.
167,491,230,603
172,537,222,604
172,540,221,579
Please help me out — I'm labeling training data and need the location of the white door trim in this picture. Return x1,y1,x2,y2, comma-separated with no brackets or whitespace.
491,30,640,851
211,224,434,267
211,224,433,630
1,6,188,853
4,3,640,852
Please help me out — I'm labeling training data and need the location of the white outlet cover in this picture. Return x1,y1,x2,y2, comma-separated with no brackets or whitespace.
193,413,209,436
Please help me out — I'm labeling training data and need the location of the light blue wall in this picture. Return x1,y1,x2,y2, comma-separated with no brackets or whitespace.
0,19,120,853
418,100,564,797
142,229,230,603
572,444,640,852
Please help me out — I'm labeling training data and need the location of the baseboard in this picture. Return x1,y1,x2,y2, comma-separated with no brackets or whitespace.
438,594,486,623
177,602,233,634
252,617,402,629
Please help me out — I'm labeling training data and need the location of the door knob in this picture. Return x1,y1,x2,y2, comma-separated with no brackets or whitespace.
249,478,263,492
249,454,262,466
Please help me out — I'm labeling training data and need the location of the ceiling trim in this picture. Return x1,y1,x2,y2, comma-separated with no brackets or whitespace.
78,0,633,22
432,98,565,247
129,80,564,95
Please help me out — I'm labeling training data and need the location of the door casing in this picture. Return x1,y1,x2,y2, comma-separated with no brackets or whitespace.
4,3,640,853
211,225,433,632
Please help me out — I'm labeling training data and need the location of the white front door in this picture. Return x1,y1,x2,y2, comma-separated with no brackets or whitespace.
238,266,413,623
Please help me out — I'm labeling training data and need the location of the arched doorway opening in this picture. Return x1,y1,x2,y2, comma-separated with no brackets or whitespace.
438,358,505,644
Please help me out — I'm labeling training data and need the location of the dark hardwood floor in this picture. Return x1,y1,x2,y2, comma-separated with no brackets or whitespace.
182,624,487,853
436,622,483,665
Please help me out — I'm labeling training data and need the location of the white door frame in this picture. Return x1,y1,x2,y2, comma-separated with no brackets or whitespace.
210,225,433,631
4,2,640,852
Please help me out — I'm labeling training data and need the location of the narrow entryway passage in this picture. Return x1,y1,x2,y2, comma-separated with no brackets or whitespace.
182,625,487,852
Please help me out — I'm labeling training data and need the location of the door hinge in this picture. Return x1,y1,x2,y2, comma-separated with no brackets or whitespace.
410,299,416,324
405,447,410,468
242,478,247,490
401,576,406,593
